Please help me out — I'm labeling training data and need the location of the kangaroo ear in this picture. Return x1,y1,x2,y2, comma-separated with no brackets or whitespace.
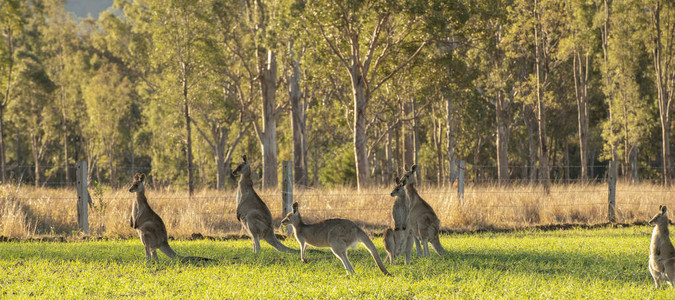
134,173,141,181
663,205,668,214
404,165,409,172
242,155,248,163
395,176,400,185
411,164,418,172
292,202,298,212
139,173,145,182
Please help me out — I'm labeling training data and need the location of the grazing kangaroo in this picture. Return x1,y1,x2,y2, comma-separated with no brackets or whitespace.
233,155,296,253
383,177,414,264
281,202,390,276
128,173,212,262
648,205,675,288
400,165,446,257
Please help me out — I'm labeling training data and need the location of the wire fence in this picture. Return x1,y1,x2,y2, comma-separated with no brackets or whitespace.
3,163,672,188
2,161,675,238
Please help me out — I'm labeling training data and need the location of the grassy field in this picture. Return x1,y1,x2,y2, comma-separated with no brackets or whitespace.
0,226,670,299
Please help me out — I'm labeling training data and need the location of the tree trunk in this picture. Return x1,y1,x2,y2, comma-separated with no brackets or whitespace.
1,28,14,184
651,0,673,184
351,65,369,190
573,52,590,182
495,91,510,186
534,0,550,194
432,116,444,185
524,103,538,183
31,134,40,187
402,99,414,169
182,67,195,196
564,139,570,182
289,47,307,186
259,50,278,189
216,139,226,190
385,131,394,183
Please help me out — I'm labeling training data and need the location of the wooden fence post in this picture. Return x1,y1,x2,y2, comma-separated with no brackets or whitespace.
76,161,89,234
608,160,617,223
457,160,465,204
282,161,293,235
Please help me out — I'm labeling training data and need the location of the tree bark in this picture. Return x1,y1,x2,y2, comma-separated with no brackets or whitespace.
182,63,195,196
1,28,14,184
573,52,590,182
402,99,414,169
289,45,307,186
351,65,370,190
524,103,538,183
651,0,673,185
258,50,279,189
534,0,550,193
495,91,510,186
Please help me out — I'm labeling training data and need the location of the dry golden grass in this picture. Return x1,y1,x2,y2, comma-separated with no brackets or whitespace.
0,182,672,239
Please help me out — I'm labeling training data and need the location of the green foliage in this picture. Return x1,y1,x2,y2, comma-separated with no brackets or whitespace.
319,144,357,188
1,0,673,188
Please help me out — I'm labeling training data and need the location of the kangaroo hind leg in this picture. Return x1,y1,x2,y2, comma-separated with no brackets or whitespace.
330,241,354,276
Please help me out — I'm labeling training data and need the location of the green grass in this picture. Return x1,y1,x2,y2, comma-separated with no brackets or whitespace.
0,226,669,299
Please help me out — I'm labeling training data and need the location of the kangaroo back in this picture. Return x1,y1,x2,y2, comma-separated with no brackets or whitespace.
357,230,391,276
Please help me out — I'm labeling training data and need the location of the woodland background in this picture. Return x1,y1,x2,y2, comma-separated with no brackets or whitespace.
0,0,673,193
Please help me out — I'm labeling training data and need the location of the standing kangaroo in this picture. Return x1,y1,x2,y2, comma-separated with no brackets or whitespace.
233,155,296,253
281,202,390,276
128,173,212,262
383,177,414,264
649,205,675,288
400,165,446,257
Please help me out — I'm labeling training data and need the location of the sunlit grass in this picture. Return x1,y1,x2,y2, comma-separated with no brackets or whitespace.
0,227,669,299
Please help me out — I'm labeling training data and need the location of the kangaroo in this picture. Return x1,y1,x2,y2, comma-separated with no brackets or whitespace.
648,205,675,288
383,177,414,264
400,165,446,257
281,202,390,276
128,173,212,262
232,155,297,253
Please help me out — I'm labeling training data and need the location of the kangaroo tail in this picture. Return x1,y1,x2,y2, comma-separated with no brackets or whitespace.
430,235,446,255
264,230,299,253
358,230,391,276
160,243,214,262
180,256,214,262
159,244,179,258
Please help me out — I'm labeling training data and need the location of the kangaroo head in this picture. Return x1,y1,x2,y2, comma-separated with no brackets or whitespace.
281,202,301,227
649,205,669,227
232,155,251,177
390,177,406,197
129,173,146,193
400,164,419,186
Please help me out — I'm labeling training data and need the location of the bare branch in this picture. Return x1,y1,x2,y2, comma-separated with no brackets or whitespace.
371,39,430,96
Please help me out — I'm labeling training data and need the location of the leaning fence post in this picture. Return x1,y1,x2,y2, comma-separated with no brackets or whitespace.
76,161,89,234
457,160,465,204
282,161,293,235
608,160,617,223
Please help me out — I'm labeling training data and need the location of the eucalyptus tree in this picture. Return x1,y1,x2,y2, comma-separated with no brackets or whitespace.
9,0,58,186
645,0,675,184
297,0,434,190
0,0,24,183
137,0,212,194
559,0,596,182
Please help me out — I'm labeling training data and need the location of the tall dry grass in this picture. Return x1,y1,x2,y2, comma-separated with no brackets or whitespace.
0,182,671,239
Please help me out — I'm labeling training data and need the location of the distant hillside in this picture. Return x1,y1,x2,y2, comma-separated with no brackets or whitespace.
65,0,113,19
